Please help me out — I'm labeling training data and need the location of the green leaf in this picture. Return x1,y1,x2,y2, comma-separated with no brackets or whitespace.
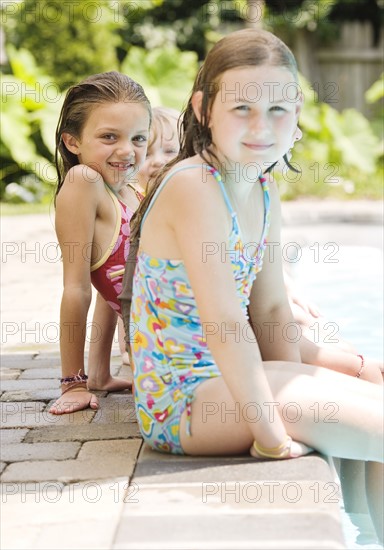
121,46,198,109
340,109,379,172
323,107,379,173
7,45,45,84
365,74,384,104
1,103,37,165
30,94,65,155
3,48,54,112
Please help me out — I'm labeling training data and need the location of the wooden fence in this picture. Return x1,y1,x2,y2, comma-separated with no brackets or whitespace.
291,22,383,118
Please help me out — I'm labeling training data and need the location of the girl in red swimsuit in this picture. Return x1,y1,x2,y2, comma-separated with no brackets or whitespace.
50,71,151,415
87,106,181,374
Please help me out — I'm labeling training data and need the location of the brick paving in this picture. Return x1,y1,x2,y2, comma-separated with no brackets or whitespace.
1,201,382,549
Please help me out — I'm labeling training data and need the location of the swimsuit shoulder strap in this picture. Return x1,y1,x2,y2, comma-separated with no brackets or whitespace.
141,164,236,229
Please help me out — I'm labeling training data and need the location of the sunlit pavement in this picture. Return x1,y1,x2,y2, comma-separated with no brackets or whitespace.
1,200,382,549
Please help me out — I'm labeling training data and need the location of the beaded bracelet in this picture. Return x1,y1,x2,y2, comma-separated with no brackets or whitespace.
60,372,88,385
253,435,292,459
356,354,365,378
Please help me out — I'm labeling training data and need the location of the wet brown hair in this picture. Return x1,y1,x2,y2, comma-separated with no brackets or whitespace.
54,71,151,201
130,28,298,241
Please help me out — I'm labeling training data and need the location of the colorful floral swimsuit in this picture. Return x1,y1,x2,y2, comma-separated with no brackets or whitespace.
131,165,270,454
91,186,133,315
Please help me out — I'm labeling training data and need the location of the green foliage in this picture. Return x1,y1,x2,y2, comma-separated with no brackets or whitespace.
1,43,198,202
1,202,50,216
264,0,383,45
117,0,232,60
3,0,121,89
1,47,59,201
364,73,384,153
365,74,384,104
264,0,337,42
1,0,383,203
275,76,383,200
121,46,198,109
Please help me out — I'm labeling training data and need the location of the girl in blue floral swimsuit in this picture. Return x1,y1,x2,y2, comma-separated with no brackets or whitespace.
120,28,383,541
130,164,270,454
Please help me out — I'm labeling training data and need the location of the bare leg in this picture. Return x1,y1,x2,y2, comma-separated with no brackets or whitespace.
287,256,383,539
180,361,383,458
365,461,384,543
338,459,369,513
118,317,130,365
180,362,383,535
87,293,131,392
299,330,383,519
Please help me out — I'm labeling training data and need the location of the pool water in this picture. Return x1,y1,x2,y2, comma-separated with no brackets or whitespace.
293,246,383,549
340,509,383,549
292,246,383,360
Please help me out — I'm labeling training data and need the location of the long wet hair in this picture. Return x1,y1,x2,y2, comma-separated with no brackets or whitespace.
54,71,151,202
130,28,298,242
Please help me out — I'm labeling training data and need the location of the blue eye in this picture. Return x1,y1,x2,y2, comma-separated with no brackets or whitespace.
235,105,250,112
134,135,148,144
270,106,286,113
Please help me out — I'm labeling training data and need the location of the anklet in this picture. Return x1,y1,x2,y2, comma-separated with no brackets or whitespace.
356,354,365,378
60,371,88,385
253,438,288,453
253,435,292,459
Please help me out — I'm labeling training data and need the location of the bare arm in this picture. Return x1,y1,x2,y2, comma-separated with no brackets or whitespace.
248,179,301,363
55,165,101,378
253,183,382,385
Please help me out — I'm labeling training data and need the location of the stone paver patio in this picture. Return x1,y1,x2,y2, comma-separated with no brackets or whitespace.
1,200,382,549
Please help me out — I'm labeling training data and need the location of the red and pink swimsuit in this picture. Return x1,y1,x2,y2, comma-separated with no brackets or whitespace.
90,187,134,315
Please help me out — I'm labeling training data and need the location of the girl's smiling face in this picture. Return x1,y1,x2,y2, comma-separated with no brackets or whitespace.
65,101,150,190
207,65,302,173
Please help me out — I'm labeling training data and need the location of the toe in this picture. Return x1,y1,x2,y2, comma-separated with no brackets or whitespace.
89,395,99,410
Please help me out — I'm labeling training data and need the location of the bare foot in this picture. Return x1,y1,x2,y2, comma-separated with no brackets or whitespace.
87,375,132,392
49,388,99,415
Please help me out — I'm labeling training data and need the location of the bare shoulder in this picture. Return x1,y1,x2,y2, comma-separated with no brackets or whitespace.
56,165,104,209
163,160,225,207
55,165,105,240
149,159,232,243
